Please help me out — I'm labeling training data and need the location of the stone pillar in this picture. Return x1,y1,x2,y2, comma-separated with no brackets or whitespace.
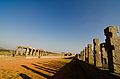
35,49,39,56
34,49,37,56
45,51,47,56
40,50,42,56
88,44,94,64
93,38,102,67
21,47,24,55
43,51,45,56
25,47,29,56
41,50,44,56
38,50,41,58
16,46,25,56
15,46,19,55
83,49,85,61
30,48,33,56
28,48,31,56
100,43,108,68
104,26,120,73
85,47,89,63
33,49,36,56
80,51,83,60
80,50,85,61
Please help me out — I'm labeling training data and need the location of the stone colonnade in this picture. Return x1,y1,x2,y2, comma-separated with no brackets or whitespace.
79,26,120,74
15,46,48,57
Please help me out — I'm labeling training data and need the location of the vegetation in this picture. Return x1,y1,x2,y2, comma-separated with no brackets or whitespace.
0,48,14,55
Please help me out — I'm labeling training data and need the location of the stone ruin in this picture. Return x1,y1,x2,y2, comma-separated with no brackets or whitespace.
15,46,48,57
104,26,120,73
87,44,94,65
100,43,108,68
79,26,120,74
93,38,102,67
12,26,120,74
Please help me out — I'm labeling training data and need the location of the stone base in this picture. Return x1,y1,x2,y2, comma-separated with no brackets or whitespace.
25,56,39,59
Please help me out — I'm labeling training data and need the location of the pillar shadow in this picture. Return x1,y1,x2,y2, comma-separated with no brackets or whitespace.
21,65,51,79
32,64,57,74
21,57,120,79
49,58,120,79
19,73,31,79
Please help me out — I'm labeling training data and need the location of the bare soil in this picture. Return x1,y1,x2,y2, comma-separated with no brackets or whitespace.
0,57,71,79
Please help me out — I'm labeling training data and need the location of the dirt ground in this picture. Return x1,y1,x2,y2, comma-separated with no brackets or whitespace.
0,57,71,79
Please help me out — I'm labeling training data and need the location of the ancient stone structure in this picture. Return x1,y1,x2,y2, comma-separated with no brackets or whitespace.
15,46,48,57
80,50,84,61
79,25,120,74
87,44,94,64
85,47,89,63
104,26,120,73
93,38,102,67
82,49,85,61
75,54,80,58
100,43,108,68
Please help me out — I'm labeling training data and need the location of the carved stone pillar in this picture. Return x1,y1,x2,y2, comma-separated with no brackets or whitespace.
100,43,108,68
15,46,19,55
93,38,102,67
25,47,29,56
33,49,36,56
85,47,89,63
104,26,120,73
30,48,33,56
88,44,94,64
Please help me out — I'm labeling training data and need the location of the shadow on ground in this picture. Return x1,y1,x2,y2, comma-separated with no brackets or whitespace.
32,63,57,74
21,65,51,79
21,58,120,79
19,73,31,79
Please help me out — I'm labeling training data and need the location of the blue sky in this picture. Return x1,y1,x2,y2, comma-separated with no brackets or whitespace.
0,0,120,53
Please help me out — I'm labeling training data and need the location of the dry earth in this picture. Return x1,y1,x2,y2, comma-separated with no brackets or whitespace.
0,57,71,79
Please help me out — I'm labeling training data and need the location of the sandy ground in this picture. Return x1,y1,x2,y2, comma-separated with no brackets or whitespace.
0,57,71,79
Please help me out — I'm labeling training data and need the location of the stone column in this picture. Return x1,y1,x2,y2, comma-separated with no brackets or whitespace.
85,47,89,63
38,50,40,56
20,47,22,55
28,48,31,56
88,44,94,64
80,51,83,60
83,49,85,61
15,46,19,55
19,46,24,55
93,38,102,67
33,49,36,56
40,50,42,56
45,51,47,56
80,50,85,61
34,49,37,56
104,26,120,73
35,49,39,56
30,48,33,56
100,43,108,68
41,50,44,56
25,47,29,56
43,51,45,56
35,49,37,56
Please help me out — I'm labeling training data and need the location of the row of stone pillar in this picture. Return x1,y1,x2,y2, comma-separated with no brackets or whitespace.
79,26,120,74
15,46,48,57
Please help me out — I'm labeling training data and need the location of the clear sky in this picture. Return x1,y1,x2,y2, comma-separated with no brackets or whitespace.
0,0,120,53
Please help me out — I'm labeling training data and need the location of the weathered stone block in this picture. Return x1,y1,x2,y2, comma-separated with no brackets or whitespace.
85,47,89,63
88,44,94,65
100,43,108,68
93,38,102,67
104,26,120,73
